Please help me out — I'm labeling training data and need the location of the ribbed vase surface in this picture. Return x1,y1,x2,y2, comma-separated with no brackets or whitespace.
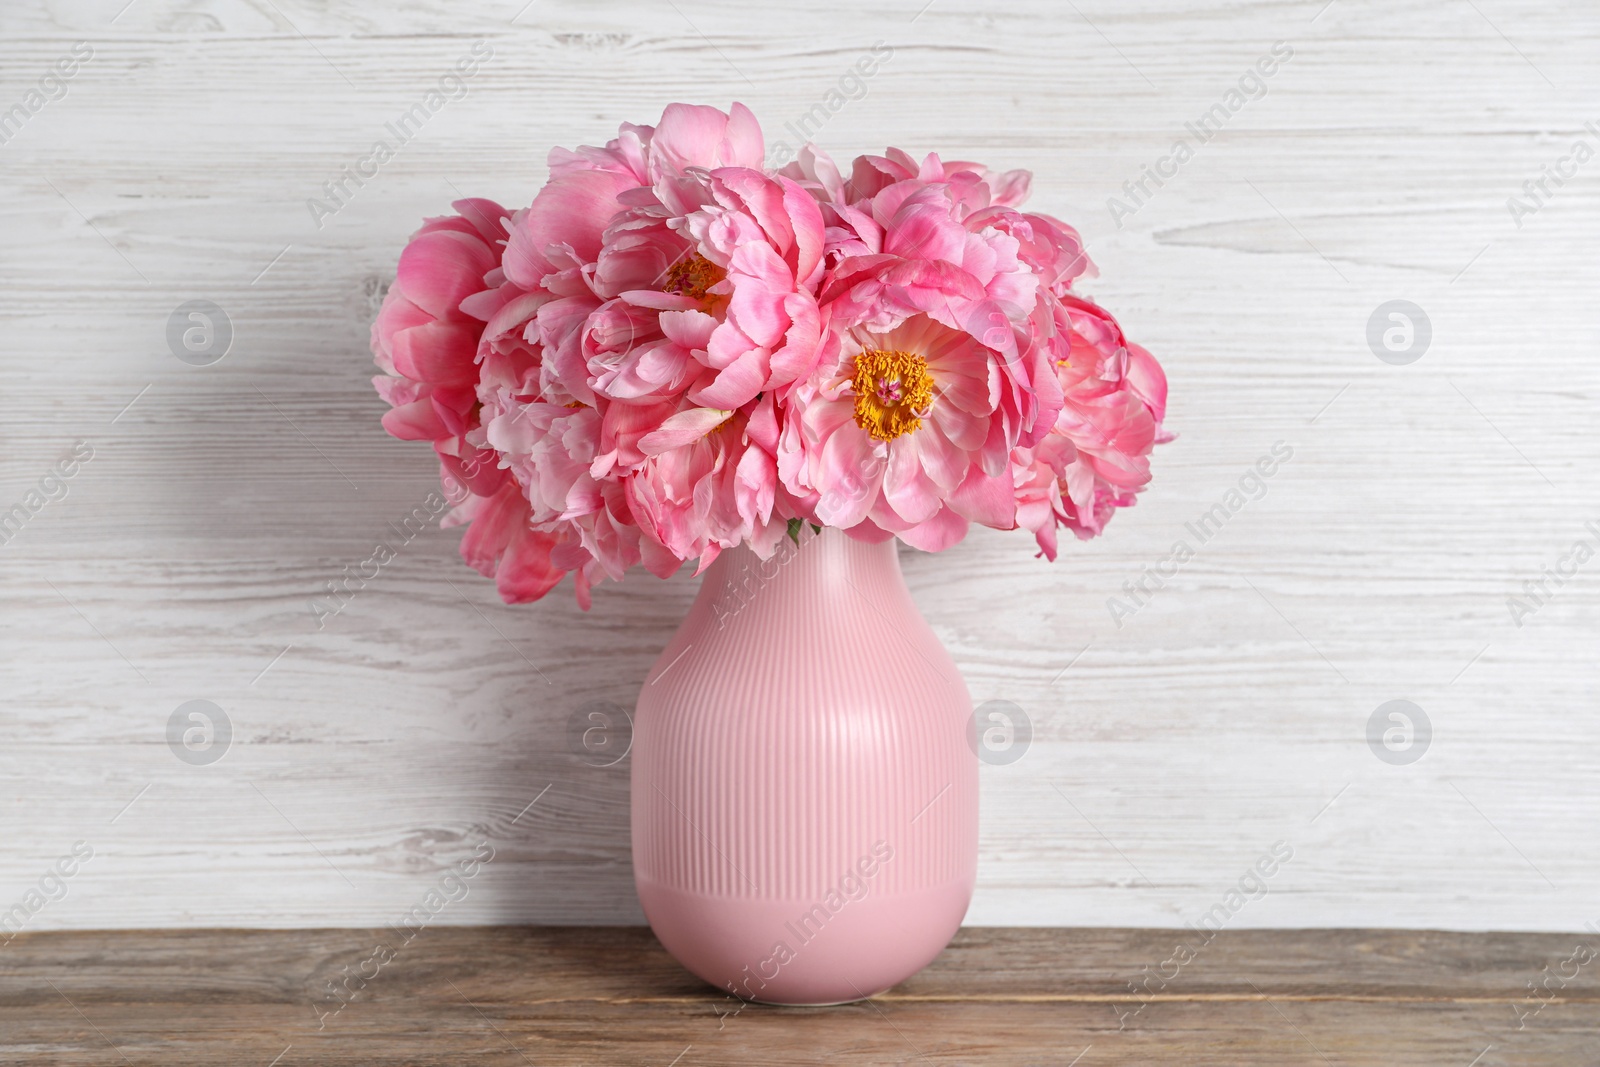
632,527,977,1005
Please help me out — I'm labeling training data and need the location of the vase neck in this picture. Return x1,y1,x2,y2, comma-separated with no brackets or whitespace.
691,528,905,630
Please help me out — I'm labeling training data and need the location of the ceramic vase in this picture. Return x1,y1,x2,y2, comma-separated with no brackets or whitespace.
631,527,977,1005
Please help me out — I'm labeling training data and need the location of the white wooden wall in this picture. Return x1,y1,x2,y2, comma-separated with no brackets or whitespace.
3,0,1597,935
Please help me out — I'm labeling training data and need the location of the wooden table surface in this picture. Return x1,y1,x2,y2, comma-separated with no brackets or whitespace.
3,926,1595,1065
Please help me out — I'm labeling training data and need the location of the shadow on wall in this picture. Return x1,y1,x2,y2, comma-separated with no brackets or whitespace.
474,570,697,925
147,266,698,924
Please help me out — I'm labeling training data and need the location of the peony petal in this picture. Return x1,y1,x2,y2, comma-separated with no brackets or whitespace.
450,197,510,245
813,424,883,528
637,526,684,579
652,102,764,176
372,291,432,373
621,289,703,312
842,516,897,544
506,168,637,287
883,439,942,524
689,346,767,410
990,168,1032,207
380,398,449,441
659,309,718,351
896,505,969,552
723,102,766,167
1124,342,1169,424
495,524,567,604
638,407,734,456
948,465,1017,528
391,320,481,386
372,374,424,409
397,230,496,320
781,177,826,285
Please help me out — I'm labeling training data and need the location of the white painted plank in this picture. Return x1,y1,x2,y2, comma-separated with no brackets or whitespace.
1,0,1597,933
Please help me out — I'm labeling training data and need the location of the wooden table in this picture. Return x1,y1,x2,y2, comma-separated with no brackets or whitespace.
3,926,1595,1064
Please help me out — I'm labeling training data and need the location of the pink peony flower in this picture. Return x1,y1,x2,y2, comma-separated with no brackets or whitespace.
780,314,1019,551
629,394,785,571
449,480,569,603
371,198,507,456
1013,296,1171,558
371,106,1170,605
371,198,590,603
584,164,826,411
479,104,824,582
776,155,1069,551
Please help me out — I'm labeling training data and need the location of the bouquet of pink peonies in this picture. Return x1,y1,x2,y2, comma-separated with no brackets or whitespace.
371,103,1170,607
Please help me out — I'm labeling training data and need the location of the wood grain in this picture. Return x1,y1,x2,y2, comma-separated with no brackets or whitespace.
4,926,1599,1065
1,0,1598,931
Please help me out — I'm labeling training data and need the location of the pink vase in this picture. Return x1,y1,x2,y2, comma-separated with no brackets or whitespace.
631,527,978,1005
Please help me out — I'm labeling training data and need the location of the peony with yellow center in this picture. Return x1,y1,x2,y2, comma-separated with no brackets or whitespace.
663,253,728,314
851,348,935,441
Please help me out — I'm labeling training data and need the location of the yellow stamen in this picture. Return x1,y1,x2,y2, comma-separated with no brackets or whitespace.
851,348,934,441
663,254,727,312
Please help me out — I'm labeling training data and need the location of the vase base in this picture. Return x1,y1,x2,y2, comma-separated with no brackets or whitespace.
746,993,887,1007
637,874,973,1006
